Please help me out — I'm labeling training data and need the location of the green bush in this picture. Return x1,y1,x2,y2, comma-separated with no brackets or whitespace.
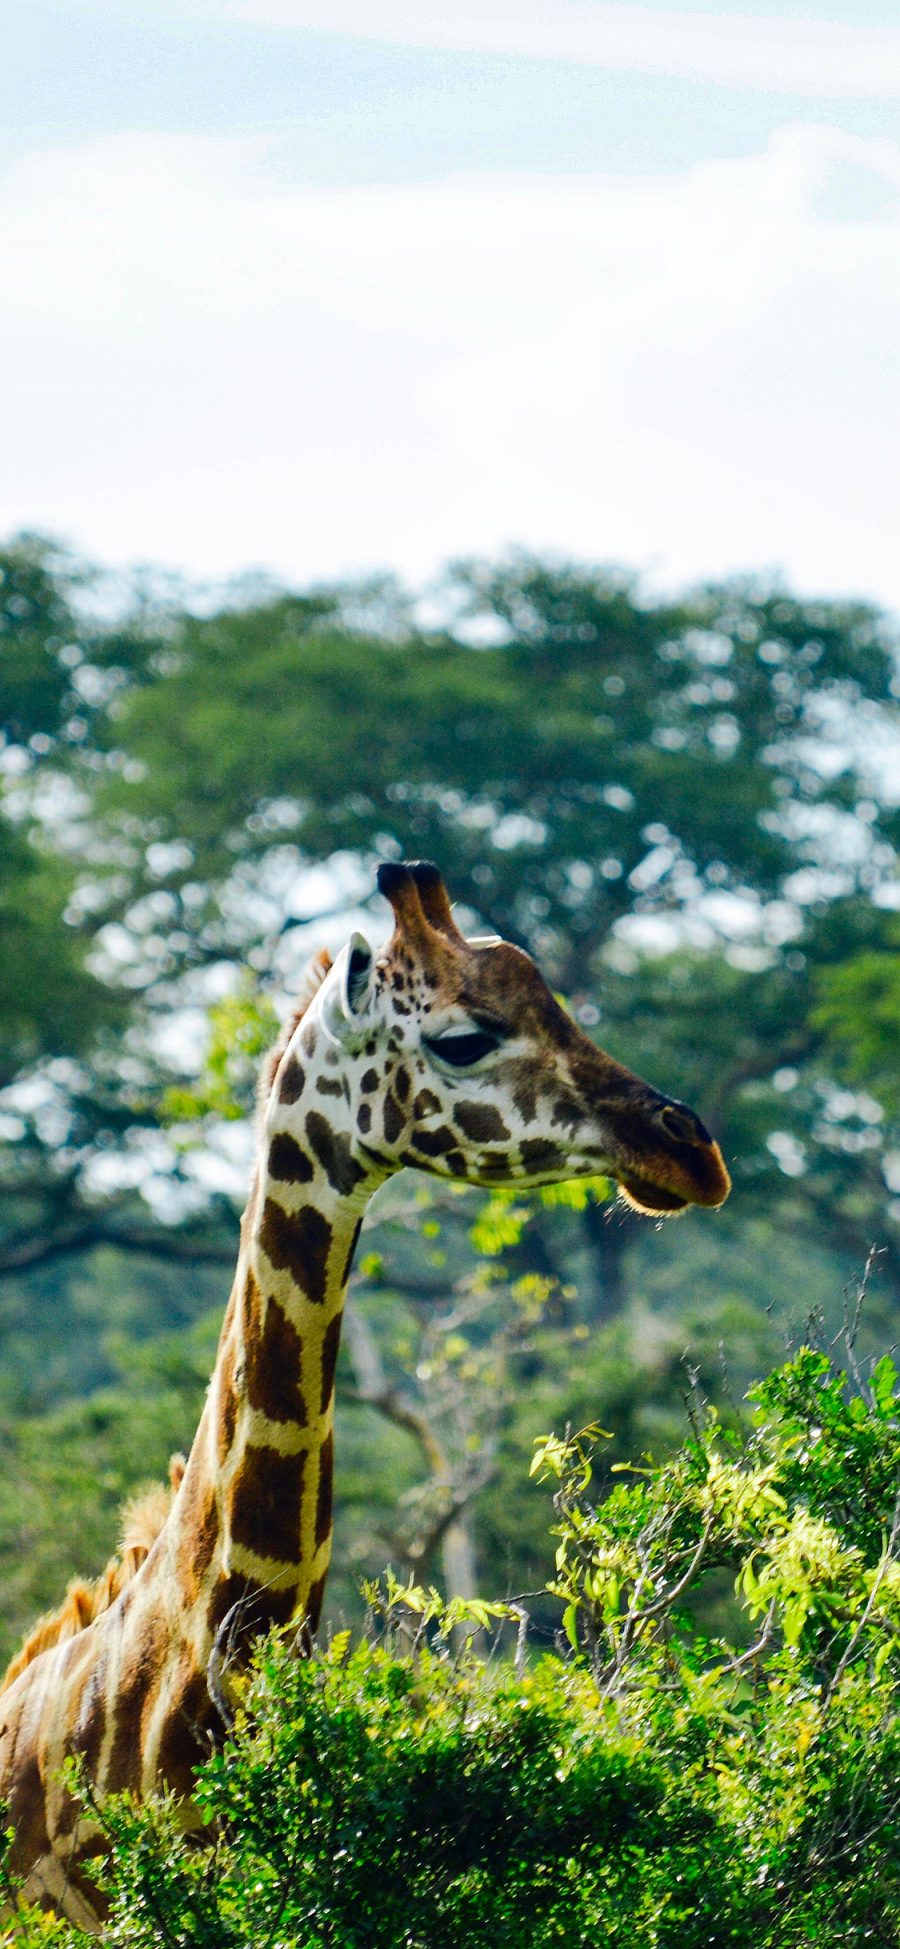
4,1341,900,1947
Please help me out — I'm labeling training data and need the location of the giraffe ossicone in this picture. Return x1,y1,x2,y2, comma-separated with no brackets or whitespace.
0,860,730,1927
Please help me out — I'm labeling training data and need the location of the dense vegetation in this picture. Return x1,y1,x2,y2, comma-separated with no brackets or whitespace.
5,1336,900,1946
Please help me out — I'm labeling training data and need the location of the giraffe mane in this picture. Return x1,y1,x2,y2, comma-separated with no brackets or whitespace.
0,1455,186,1695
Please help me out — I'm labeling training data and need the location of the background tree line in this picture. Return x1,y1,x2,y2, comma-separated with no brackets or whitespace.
0,533,898,1659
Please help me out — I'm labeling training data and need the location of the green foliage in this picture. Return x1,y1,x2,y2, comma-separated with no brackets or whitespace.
5,1344,900,1948
536,1339,900,1699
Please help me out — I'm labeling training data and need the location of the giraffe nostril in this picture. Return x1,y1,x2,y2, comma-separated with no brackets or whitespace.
657,1102,711,1147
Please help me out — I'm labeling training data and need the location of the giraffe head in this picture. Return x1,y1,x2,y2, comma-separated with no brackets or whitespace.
282,861,729,1217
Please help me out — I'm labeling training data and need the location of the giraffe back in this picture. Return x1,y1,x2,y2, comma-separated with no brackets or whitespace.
0,1458,185,1695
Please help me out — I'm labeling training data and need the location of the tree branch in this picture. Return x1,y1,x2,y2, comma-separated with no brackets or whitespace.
0,1218,234,1277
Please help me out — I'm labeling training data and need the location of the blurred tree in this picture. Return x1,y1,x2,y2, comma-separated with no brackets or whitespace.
0,536,116,1083
91,560,898,989
813,910,900,1119
0,537,232,1290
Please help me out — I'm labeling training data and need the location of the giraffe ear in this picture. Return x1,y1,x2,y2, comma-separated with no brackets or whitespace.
343,933,375,1016
322,934,375,1044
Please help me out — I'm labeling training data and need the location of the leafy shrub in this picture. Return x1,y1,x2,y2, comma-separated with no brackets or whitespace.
4,1341,900,1947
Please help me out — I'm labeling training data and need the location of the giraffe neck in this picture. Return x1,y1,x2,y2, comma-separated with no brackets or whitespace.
165,1028,384,1658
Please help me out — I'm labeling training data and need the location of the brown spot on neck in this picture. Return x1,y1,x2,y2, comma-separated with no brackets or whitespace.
216,1335,240,1463
340,1218,362,1287
305,1110,365,1197
65,1639,111,1791
228,1445,306,1564
155,1666,213,1797
174,1466,219,1601
245,1287,307,1426
206,1572,296,1642
105,1613,169,1790
319,1312,343,1414
316,1075,343,1098
259,1199,333,1303
268,1132,314,1183
278,1056,305,1104
314,1432,334,1549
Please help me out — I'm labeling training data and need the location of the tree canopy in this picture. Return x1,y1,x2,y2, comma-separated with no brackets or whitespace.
91,559,898,985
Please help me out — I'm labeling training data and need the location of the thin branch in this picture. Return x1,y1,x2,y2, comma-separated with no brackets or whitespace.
722,1599,778,1677
339,1379,447,1476
822,1483,900,1711
635,1515,716,1624
405,1466,497,1568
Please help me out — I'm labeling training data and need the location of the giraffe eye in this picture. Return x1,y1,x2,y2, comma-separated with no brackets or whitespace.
423,1030,501,1068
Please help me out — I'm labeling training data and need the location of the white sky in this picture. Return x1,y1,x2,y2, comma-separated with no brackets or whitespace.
2,1,899,609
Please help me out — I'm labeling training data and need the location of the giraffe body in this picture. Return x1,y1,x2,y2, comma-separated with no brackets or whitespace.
0,863,730,1926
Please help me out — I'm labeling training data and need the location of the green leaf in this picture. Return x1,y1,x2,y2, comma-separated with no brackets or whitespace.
871,1354,898,1418
562,1602,580,1650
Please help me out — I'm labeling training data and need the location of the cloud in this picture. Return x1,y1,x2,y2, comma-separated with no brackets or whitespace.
218,0,900,102
1,123,898,605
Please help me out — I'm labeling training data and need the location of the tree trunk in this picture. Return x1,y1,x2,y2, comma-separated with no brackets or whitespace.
441,1516,479,1603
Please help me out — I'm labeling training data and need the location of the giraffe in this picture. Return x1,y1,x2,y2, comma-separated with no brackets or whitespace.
0,860,730,1927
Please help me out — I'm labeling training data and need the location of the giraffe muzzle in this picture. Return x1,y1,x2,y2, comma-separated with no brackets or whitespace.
617,1133,731,1216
